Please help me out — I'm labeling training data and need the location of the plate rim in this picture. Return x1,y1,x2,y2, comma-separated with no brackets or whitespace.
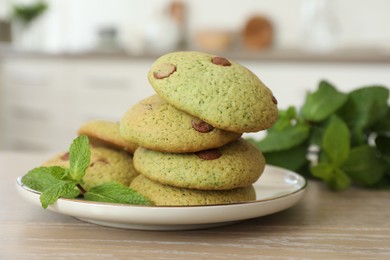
16,165,308,230
16,164,307,209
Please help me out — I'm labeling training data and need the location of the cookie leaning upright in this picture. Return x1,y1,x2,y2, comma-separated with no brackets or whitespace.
42,146,139,190
78,120,138,154
148,51,278,133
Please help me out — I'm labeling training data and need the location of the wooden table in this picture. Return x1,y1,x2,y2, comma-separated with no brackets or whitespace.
1,151,389,259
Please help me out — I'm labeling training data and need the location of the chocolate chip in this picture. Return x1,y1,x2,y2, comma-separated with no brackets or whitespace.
195,149,222,160
153,63,176,79
192,119,215,133
211,57,231,66
90,158,109,167
60,152,69,161
97,158,109,164
272,96,278,105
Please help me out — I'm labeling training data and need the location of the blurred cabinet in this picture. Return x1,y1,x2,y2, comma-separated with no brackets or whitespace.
1,54,389,152
0,57,154,151
1,58,66,151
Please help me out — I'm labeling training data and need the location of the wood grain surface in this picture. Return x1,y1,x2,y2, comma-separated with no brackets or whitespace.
1,152,389,259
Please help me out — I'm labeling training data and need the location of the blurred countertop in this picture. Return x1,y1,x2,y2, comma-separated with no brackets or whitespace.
1,44,390,63
2,151,390,259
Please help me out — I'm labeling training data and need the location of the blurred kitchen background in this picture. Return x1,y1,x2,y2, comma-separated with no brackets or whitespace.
0,0,389,152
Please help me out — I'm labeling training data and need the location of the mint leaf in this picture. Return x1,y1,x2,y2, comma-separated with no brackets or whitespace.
262,143,308,172
328,168,352,191
40,180,78,208
84,182,152,205
311,163,351,190
322,116,350,167
249,81,389,191
371,175,390,189
22,166,69,192
301,80,348,122
309,119,333,147
253,106,310,153
375,134,390,156
372,107,390,134
383,156,390,175
338,86,389,144
22,166,79,200
342,145,386,186
270,106,298,132
22,135,91,208
69,135,90,182
256,122,310,152
311,163,334,183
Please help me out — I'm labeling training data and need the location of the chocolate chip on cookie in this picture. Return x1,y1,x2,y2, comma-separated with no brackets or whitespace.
272,96,278,105
191,119,215,133
153,63,176,79
195,149,222,160
211,57,231,66
90,157,109,167
60,152,69,161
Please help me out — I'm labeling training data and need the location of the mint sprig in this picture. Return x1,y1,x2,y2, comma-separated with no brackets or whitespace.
22,166,70,191
248,80,390,190
39,180,78,208
69,135,90,182
84,182,152,205
22,135,151,208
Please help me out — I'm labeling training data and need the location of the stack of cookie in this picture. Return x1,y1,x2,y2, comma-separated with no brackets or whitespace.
120,51,278,206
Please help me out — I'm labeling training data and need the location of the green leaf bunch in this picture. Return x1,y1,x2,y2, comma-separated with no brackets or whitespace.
12,1,48,25
22,135,151,208
248,80,390,190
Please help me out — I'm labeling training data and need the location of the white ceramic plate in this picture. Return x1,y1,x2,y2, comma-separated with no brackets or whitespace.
16,165,307,231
